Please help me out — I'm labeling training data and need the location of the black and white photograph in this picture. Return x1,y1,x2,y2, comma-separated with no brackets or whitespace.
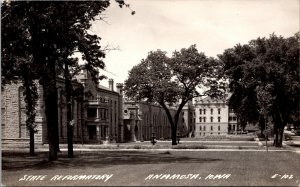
1,0,300,186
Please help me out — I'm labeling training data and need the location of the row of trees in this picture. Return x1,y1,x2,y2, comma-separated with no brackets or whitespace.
219,33,300,147
2,2,298,162
2,1,132,160
124,33,299,147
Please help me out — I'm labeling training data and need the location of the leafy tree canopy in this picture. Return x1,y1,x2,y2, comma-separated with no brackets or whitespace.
125,45,226,145
219,32,300,146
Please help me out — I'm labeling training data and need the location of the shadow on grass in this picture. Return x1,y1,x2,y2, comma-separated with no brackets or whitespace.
289,144,300,147
2,151,223,171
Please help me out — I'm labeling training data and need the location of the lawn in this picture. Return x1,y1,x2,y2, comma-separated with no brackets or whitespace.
2,150,300,186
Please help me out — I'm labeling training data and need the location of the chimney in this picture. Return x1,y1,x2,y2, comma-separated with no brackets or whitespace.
108,79,114,91
116,83,124,95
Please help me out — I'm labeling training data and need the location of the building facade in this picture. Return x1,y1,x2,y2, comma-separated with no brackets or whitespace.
194,96,229,137
194,95,245,137
181,100,195,138
76,71,124,143
123,100,184,142
1,70,124,145
1,79,84,144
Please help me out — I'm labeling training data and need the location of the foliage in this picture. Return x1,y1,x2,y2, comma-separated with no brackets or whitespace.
1,1,113,160
125,45,225,145
219,33,300,146
2,1,39,155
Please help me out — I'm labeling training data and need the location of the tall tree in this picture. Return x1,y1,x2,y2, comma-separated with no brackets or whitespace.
2,1,38,156
2,1,111,160
219,33,300,147
125,45,226,145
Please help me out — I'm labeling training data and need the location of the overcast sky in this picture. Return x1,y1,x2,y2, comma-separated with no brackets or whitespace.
90,0,299,88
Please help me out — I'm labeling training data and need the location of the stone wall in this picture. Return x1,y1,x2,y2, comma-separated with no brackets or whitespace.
123,101,184,141
1,82,45,144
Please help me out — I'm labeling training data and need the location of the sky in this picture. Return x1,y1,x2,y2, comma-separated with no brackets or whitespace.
89,0,299,88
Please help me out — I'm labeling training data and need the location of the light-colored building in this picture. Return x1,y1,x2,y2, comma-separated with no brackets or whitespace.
228,108,238,134
194,96,229,137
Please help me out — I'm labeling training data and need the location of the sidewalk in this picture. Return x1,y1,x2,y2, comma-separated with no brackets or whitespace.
2,140,297,153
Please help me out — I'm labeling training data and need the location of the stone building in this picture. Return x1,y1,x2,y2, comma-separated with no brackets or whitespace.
76,70,124,143
181,100,195,138
194,95,242,137
1,79,84,144
122,100,184,142
1,70,124,145
194,96,229,137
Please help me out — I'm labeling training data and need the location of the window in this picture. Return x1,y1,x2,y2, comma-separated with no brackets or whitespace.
1,107,5,126
203,117,206,122
199,117,202,122
203,109,206,115
103,109,108,119
211,126,213,131
200,132,201,136
218,108,221,114
203,126,206,131
218,126,220,131
229,116,232,121
211,108,213,115
203,133,205,136
200,126,202,131
233,125,235,130
87,108,97,118
210,117,213,122
218,117,221,122
233,117,237,121
124,110,128,113
199,109,202,115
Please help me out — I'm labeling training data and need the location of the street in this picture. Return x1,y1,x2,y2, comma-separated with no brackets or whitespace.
2,149,300,186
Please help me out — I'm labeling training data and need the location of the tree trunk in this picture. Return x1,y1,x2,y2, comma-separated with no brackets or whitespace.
43,62,59,161
278,126,284,147
67,124,73,157
29,128,35,156
171,125,177,145
259,117,265,138
44,90,59,161
65,62,73,158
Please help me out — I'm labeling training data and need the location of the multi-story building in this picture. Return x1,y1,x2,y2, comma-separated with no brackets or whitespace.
1,79,85,144
122,100,184,141
194,94,248,137
1,70,124,145
76,70,124,143
228,108,238,134
194,96,229,137
181,100,195,138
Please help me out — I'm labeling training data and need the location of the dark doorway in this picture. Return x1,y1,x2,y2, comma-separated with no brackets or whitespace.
88,126,96,140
